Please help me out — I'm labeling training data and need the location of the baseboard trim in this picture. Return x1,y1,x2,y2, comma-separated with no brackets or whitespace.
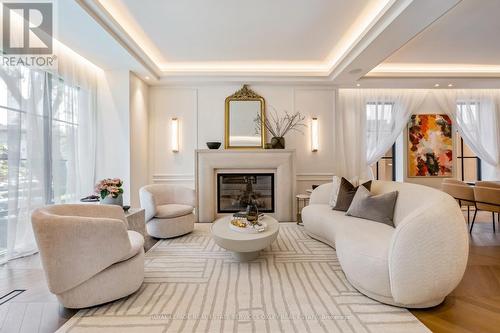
152,174,194,184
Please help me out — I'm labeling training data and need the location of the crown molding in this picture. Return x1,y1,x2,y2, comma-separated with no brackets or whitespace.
367,63,500,77
331,0,462,83
75,0,161,79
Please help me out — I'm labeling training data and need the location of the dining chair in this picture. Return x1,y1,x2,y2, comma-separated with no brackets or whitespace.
441,178,476,224
470,181,500,233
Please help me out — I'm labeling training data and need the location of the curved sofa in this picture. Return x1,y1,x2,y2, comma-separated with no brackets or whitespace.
302,180,469,308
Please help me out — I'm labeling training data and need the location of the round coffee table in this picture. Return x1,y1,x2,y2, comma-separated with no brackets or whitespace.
211,215,279,261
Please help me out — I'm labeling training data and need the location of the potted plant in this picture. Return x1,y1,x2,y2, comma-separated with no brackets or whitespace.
255,106,305,149
95,178,124,206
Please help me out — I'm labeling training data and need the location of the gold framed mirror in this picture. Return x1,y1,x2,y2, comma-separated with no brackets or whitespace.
224,85,265,149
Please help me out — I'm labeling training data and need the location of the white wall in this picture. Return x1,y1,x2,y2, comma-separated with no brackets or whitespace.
96,70,131,203
130,73,150,207
149,85,336,194
96,70,150,206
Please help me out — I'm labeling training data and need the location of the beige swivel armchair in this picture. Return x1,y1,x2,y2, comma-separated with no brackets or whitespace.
31,204,145,308
441,178,476,223
139,184,195,238
470,181,500,233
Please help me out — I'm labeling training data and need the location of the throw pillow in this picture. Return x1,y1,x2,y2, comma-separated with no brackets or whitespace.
346,186,399,227
333,177,372,212
329,175,359,207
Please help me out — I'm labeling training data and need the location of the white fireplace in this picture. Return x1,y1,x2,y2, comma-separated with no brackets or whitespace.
195,149,296,222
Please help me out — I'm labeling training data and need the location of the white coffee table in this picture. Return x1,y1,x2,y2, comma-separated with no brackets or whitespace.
211,215,279,261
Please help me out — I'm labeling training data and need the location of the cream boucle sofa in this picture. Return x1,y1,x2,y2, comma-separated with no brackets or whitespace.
302,180,469,308
31,204,145,308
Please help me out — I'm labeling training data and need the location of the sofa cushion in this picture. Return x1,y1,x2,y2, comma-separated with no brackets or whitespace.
329,176,359,208
118,231,144,262
302,204,342,246
155,204,193,219
346,186,398,227
335,219,394,298
333,177,372,211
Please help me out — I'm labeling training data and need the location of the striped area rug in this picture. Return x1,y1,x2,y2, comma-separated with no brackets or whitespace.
58,223,430,333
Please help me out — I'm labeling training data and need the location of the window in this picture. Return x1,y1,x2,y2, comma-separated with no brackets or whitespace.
366,102,396,181
0,66,81,255
456,132,481,182
370,145,396,181
456,102,481,182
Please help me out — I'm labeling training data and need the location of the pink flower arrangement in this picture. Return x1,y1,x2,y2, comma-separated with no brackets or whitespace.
95,178,124,199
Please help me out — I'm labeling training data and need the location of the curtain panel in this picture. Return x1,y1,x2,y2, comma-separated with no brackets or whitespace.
433,89,500,176
0,44,100,263
335,89,428,179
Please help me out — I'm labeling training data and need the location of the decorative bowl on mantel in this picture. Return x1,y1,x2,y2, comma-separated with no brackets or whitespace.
206,141,222,149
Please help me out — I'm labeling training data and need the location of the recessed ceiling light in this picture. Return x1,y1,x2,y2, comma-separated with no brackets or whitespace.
356,83,361,87
448,83,453,87
145,76,150,80
434,83,440,87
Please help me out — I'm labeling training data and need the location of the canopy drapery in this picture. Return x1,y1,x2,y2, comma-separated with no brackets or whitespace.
335,88,500,180
335,89,428,179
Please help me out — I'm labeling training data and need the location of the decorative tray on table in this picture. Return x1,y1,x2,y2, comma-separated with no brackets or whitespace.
229,213,267,234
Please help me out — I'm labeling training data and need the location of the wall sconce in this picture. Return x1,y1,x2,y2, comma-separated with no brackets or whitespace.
171,117,179,152
311,117,319,152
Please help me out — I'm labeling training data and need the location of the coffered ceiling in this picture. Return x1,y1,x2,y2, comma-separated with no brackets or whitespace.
105,0,381,64
71,0,500,85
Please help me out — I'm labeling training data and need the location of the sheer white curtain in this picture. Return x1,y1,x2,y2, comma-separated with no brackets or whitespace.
433,89,500,178
0,66,46,261
335,89,428,179
51,42,99,201
0,43,99,263
333,90,367,179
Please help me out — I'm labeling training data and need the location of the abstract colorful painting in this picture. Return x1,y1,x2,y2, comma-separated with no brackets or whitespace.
408,114,453,177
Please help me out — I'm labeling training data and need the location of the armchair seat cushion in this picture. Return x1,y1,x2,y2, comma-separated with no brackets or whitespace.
119,231,145,262
155,204,193,219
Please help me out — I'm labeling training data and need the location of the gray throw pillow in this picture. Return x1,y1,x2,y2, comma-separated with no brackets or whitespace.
346,186,398,227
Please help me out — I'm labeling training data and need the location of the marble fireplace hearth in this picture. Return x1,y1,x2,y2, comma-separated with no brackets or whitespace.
195,149,296,222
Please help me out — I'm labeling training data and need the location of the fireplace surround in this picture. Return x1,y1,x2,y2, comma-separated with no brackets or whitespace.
195,149,296,222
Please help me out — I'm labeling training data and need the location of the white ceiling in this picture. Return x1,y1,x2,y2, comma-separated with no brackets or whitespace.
69,0,500,85
370,0,500,75
117,0,378,63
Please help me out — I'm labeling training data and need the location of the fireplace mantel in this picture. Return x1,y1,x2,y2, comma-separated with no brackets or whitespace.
195,149,296,222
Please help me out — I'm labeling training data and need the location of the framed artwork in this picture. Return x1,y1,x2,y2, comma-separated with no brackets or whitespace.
407,114,453,177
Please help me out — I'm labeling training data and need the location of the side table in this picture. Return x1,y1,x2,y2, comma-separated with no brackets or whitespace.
125,208,156,251
296,194,310,225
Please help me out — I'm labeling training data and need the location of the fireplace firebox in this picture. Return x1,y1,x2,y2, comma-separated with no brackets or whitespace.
217,173,274,213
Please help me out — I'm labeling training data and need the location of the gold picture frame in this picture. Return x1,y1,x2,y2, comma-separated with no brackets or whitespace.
224,85,266,149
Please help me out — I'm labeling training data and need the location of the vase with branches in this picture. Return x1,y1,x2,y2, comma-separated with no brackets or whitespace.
255,106,306,149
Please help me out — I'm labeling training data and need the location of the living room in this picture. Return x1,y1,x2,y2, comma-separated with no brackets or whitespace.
1,0,499,332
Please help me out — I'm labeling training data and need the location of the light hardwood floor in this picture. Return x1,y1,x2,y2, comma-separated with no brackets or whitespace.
0,210,499,333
